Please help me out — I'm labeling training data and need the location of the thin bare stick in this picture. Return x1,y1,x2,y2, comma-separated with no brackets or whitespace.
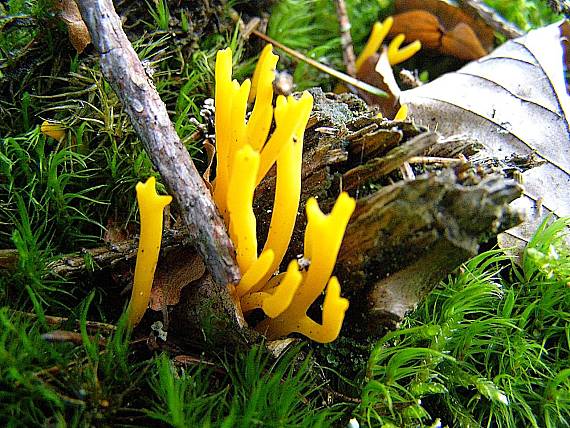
407,156,465,166
458,0,523,39
75,0,240,287
41,330,107,346
251,29,386,98
334,0,356,77
13,310,117,334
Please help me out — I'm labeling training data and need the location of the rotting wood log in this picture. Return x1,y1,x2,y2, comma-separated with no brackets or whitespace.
249,89,523,339
337,171,522,335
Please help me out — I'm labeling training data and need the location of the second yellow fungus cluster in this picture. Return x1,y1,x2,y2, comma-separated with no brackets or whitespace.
214,46,355,343
356,16,421,70
352,17,421,121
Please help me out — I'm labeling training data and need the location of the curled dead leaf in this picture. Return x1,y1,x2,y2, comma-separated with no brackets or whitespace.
391,0,494,60
355,50,400,115
149,248,206,311
55,0,91,53
202,140,216,193
390,10,443,50
441,22,487,59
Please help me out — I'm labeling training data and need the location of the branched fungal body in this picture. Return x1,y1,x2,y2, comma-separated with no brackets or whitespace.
214,46,355,343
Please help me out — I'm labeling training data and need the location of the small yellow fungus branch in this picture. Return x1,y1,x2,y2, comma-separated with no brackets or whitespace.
394,104,409,121
127,177,172,327
213,48,234,219
387,35,422,65
213,46,355,343
247,45,279,151
227,145,260,272
355,17,394,70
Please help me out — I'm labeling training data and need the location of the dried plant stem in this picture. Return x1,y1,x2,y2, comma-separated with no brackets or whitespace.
13,310,117,334
407,156,465,166
458,0,523,39
334,0,356,77
251,29,386,98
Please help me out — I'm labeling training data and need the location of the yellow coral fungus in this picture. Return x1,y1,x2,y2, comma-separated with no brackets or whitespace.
213,46,355,343
127,177,172,327
355,17,394,70
258,193,355,342
355,16,421,69
387,35,422,65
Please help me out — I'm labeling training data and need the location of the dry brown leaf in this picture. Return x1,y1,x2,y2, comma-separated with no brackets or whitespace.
103,217,129,243
401,21,570,249
355,49,401,115
391,0,494,60
390,10,443,50
55,0,91,53
395,0,495,49
149,248,206,311
441,22,487,59
202,140,216,193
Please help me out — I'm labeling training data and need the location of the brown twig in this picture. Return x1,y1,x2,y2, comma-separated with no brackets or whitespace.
407,156,465,166
2,229,191,277
458,0,523,39
13,310,117,335
343,132,438,191
75,0,240,287
41,330,107,346
334,0,356,77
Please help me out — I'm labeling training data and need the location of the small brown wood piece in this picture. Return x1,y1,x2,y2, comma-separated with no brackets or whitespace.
342,132,438,190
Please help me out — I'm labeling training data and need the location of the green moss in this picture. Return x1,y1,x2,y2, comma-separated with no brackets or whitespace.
483,0,562,31
356,217,570,427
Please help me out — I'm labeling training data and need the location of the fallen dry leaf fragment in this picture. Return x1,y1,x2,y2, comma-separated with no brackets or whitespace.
149,248,206,311
391,0,494,60
401,21,570,249
55,0,92,53
356,49,401,115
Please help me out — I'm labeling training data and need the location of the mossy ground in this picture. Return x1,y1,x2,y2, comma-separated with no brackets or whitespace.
0,0,567,426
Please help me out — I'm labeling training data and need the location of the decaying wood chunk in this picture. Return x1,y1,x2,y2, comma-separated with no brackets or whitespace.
338,171,522,335
30,89,523,345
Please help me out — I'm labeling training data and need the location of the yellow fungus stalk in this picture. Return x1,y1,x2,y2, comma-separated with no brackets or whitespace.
247,45,279,150
256,93,313,185
127,177,172,327
261,260,303,318
227,145,260,273
258,193,355,343
355,17,394,71
355,16,421,71
235,249,275,298
213,48,234,218
394,104,408,121
387,35,422,65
